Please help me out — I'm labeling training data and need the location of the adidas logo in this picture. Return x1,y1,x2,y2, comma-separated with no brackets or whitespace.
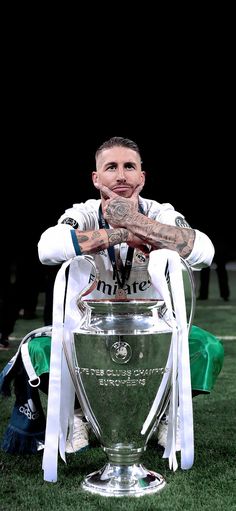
19,399,40,420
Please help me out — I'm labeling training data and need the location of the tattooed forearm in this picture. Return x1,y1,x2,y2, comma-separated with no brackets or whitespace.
124,212,196,259
75,228,129,255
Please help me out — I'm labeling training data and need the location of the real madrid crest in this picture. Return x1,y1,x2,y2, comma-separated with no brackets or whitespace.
134,250,147,265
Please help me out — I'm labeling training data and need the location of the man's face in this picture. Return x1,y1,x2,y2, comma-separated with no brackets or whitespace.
92,146,145,198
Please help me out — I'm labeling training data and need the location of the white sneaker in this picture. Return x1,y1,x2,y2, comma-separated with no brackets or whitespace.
65,411,89,454
156,412,181,451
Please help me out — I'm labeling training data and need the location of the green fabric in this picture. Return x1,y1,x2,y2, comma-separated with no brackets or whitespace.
28,337,52,378
28,326,224,394
189,325,224,393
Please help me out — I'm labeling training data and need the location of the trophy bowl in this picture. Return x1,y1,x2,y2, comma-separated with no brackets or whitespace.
67,299,173,497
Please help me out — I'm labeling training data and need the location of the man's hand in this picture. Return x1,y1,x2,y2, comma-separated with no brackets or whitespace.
127,231,150,254
94,182,144,227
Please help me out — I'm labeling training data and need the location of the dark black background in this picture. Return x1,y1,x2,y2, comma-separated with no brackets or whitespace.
2,21,234,259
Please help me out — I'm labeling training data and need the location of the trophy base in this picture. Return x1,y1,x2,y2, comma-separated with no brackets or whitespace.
81,462,166,497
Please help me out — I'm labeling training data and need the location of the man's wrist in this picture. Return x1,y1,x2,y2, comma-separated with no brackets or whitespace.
107,228,129,246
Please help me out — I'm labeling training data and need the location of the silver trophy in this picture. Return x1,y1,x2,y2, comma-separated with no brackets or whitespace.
64,257,195,497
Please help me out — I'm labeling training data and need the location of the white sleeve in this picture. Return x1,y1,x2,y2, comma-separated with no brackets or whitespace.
38,224,77,265
38,200,100,265
185,229,215,269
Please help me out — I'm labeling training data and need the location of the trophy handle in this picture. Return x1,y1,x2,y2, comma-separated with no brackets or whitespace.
76,255,99,328
77,255,99,300
180,257,196,333
158,257,196,334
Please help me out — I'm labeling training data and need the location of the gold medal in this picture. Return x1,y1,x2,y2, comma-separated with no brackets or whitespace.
115,288,127,300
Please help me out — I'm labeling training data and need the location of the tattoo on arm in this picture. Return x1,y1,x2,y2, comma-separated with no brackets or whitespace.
77,234,89,243
107,228,129,246
91,231,102,240
75,228,129,255
76,229,108,255
125,213,196,259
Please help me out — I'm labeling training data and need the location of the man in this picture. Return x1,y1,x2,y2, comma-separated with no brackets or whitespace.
34,137,223,454
38,136,214,292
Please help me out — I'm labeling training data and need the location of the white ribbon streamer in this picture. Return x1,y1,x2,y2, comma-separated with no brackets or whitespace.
42,256,92,482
